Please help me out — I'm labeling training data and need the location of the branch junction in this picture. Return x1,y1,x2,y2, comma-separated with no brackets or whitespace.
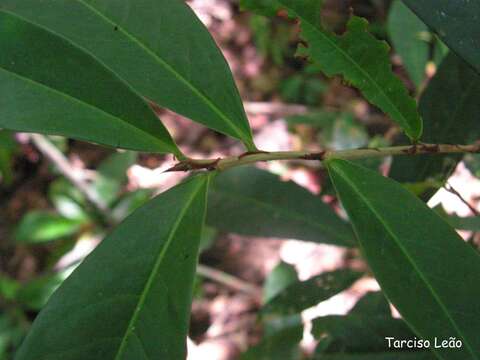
167,143,480,172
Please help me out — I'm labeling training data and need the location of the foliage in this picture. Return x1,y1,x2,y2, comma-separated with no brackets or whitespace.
387,0,430,87
242,0,423,140
0,1,479,359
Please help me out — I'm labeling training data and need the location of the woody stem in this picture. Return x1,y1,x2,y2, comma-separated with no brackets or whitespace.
167,143,480,173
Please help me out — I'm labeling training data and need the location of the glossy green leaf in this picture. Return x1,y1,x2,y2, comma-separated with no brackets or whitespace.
388,0,430,87
263,270,362,315
15,211,84,244
402,0,480,74
0,12,179,155
16,175,210,360
2,0,254,149
207,167,355,247
390,54,480,191
327,159,480,360
242,0,423,140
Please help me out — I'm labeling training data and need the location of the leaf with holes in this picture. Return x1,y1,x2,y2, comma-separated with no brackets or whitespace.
262,270,362,315
327,159,480,360
0,12,180,155
16,175,210,360
242,0,423,140
2,0,255,149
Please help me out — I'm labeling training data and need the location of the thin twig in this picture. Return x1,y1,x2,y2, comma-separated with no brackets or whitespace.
29,134,113,225
29,134,263,298
243,101,309,116
166,142,480,173
197,264,262,299
445,182,480,216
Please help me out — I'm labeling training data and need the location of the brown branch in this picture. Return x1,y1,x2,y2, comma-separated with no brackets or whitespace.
196,264,262,299
166,142,480,173
445,182,480,216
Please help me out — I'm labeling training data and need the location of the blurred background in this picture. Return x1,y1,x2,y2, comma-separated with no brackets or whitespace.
1,1,479,359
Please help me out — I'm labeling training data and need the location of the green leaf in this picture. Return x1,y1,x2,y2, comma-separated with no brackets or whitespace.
389,54,480,192
16,266,76,311
313,353,436,360
240,324,303,360
263,270,362,315
49,179,90,222
0,275,20,301
329,114,369,150
312,315,415,353
287,111,340,129
242,0,423,140
349,291,391,316
16,175,211,360
0,130,18,186
199,226,218,253
111,189,153,223
388,0,430,87
207,167,355,247
313,292,419,356
327,159,480,360
15,211,84,244
402,0,480,74
0,312,29,360
447,215,480,232
93,151,137,206
0,11,179,155
435,207,480,232
263,262,298,303
2,0,254,149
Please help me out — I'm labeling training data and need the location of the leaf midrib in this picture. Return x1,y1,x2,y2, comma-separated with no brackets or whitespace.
329,162,478,360
0,9,176,154
212,186,353,246
114,178,206,359
76,0,251,144
280,3,418,137
0,66,173,153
